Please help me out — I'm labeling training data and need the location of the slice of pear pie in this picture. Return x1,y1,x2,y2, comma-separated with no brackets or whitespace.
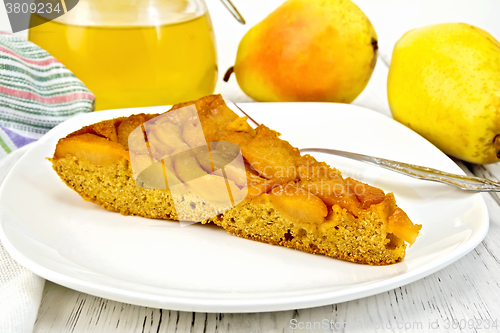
50,94,421,265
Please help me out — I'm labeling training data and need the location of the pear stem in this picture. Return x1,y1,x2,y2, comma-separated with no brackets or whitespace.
495,135,500,158
223,66,234,82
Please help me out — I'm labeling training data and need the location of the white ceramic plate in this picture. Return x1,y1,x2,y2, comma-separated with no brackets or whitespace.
0,103,488,312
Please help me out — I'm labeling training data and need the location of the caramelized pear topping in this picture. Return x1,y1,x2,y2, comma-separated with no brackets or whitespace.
346,177,385,209
269,184,328,224
54,133,129,166
297,154,361,214
387,208,421,245
222,125,300,183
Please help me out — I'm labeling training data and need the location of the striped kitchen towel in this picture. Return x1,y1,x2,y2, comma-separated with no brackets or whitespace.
0,32,95,158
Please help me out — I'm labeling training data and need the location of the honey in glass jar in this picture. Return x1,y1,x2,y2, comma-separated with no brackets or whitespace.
28,0,217,110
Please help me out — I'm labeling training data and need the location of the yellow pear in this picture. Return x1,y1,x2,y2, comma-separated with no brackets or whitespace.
228,0,378,103
388,23,500,164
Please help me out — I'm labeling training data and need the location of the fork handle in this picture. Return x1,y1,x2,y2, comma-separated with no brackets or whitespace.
300,148,500,192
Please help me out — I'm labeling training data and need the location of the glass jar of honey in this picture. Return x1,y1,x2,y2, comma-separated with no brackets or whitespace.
28,0,218,110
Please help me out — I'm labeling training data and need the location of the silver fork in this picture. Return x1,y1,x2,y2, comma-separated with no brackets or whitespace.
231,102,500,192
